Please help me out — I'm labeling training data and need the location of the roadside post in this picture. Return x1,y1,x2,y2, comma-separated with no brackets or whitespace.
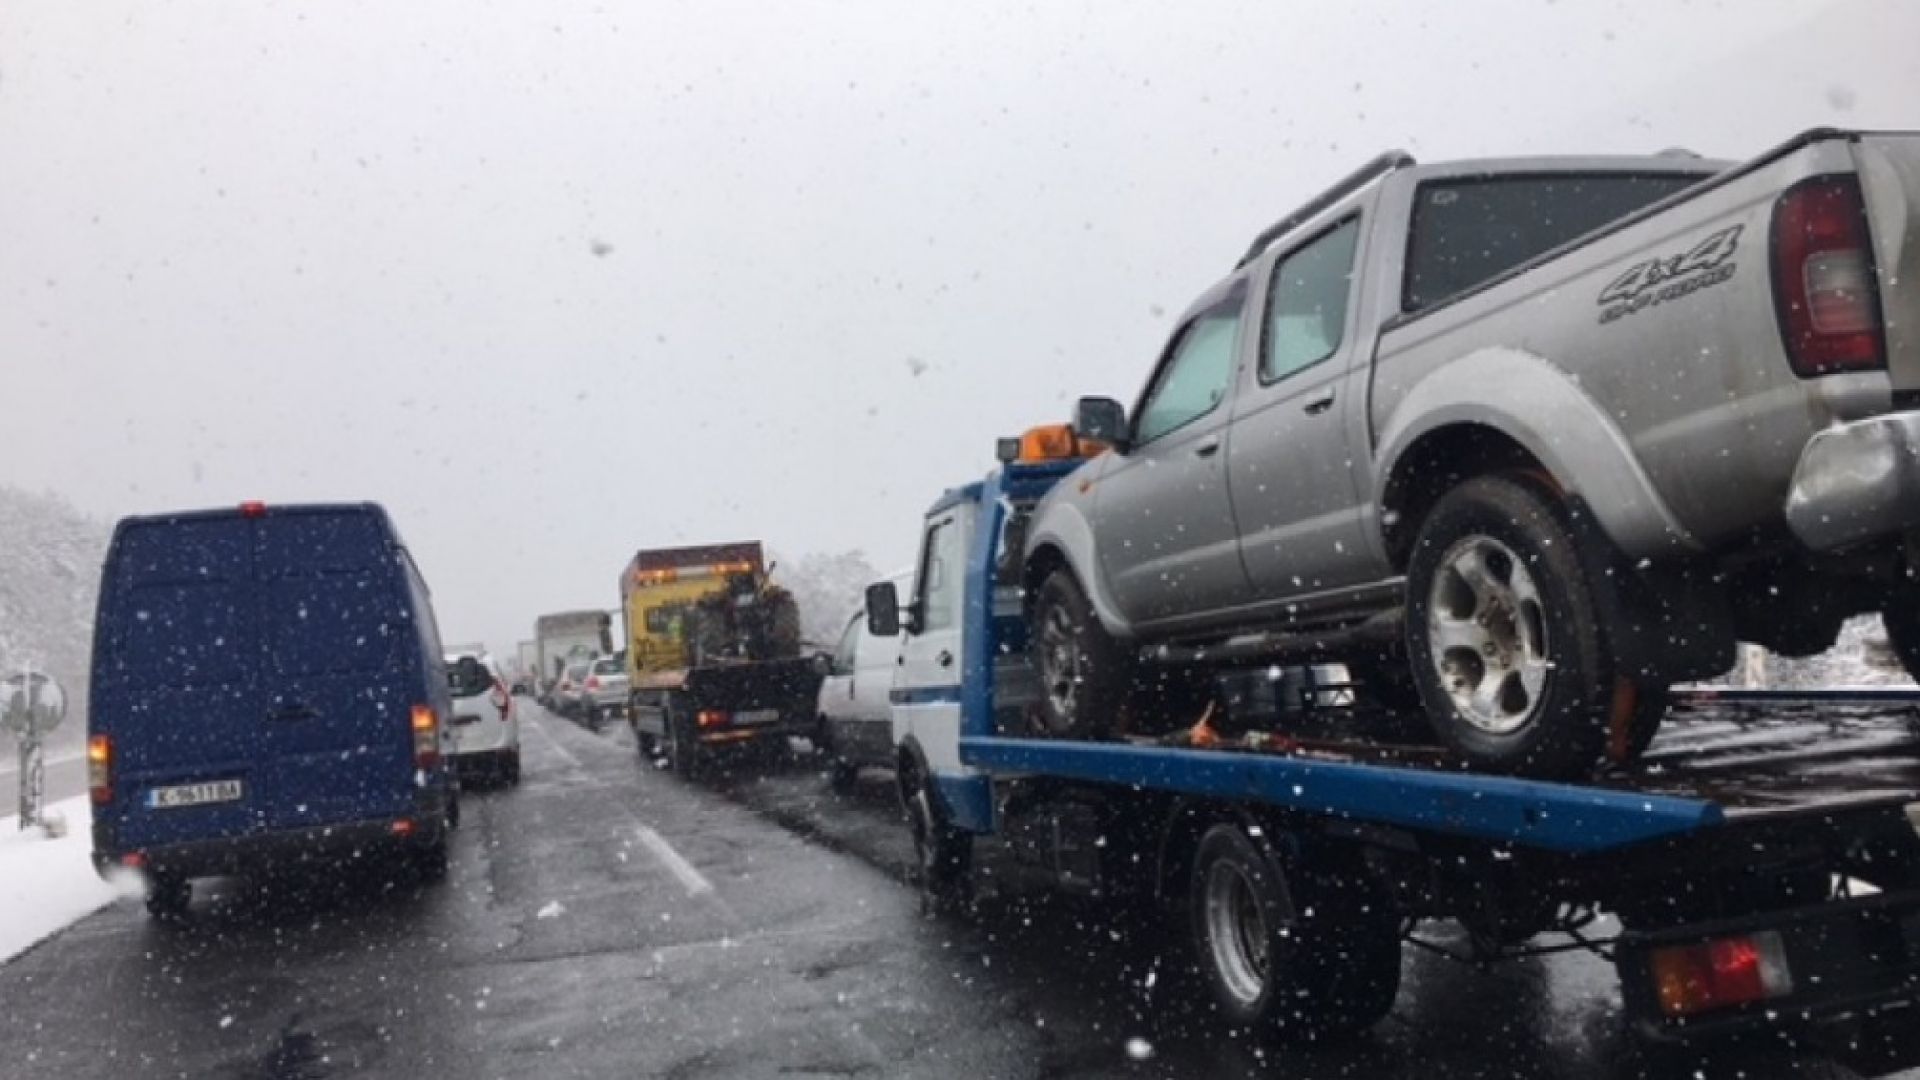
2,665,69,830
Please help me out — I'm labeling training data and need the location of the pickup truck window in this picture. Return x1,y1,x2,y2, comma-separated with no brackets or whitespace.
1402,172,1705,313
1134,297,1244,445
1263,217,1360,381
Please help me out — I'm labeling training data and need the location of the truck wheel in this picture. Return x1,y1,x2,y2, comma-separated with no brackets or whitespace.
144,874,192,921
828,758,861,794
1189,824,1401,1042
667,703,706,781
1884,604,1920,685
1405,476,1612,779
412,835,450,884
903,767,971,910
1031,570,1130,739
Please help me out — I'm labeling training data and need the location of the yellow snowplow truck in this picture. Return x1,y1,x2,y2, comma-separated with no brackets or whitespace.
622,542,824,778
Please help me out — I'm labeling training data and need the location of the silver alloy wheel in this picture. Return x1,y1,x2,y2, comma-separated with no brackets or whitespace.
1038,600,1083,722
1204,859,1272,1008
1427,535,1551,736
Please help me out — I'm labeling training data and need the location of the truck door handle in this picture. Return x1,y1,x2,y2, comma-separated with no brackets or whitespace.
267,704,318,722
1304,393,1336,415
1194,438,1221,458
937,650,954,668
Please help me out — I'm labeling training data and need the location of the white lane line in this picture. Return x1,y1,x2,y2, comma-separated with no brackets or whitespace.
526,711,588,771
635,825,714,897
526,709,728,908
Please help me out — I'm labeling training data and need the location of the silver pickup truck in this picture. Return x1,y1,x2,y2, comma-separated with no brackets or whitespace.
1024,129,1920,778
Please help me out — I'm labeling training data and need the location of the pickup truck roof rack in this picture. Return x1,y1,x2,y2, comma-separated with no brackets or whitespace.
1235,149,1415,269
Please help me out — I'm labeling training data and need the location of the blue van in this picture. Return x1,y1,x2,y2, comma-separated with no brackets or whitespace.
87,502,458,917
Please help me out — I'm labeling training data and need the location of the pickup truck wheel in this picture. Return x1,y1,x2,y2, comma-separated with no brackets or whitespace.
1189,825,1401,1042
1884,604,1920,685
1406,476,1612,779
1032,571,1129,739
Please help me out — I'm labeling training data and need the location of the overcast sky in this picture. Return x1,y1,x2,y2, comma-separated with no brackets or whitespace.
3,0,1915,654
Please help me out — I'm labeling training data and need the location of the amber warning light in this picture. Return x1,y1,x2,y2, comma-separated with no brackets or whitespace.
999,424,1110,465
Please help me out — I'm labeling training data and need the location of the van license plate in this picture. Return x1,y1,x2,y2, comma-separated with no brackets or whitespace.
734,708,780,725
148,780,244,809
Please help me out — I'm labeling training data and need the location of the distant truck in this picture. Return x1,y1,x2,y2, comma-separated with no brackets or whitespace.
622,542,823,777
513,640,541,694
533,610,611,701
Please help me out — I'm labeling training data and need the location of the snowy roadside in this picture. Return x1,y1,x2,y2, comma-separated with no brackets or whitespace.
0,796,138,963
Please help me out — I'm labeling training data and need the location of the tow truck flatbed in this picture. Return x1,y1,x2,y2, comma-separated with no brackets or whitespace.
961,691,1920,854
876,451,1920,1048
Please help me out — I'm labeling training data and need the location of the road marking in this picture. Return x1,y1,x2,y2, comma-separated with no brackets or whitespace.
635,825,715,897
524,707,730,911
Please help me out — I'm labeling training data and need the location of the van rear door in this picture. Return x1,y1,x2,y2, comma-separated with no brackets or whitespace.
99,515,266,850
253,510,418,829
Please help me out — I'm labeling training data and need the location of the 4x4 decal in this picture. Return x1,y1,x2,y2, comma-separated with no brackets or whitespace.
1598,224,1741,323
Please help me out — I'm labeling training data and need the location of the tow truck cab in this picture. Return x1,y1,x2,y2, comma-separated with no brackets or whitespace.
871,426,1920,1049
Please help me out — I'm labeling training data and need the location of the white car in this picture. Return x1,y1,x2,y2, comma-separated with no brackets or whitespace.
582,654,630,730
815,572,912,791
445,651,522,786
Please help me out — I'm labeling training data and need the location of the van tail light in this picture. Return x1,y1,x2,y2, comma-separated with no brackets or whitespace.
1771,175,1886,376
1649,931,1795,1017
411,705,440,769
88,734,113,804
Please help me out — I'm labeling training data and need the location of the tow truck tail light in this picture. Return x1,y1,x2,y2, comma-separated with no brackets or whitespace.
697,709,729,728
88,734,112,804
1650,931,1794,1017
1772,176,1885,376
411,705,440,769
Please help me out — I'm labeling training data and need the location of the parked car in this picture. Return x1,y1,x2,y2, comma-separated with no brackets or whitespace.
582,653,629,729
1023,132,1920,779
87,501,458,918
816,572,912,790
445,650,522,785
551,659,591,717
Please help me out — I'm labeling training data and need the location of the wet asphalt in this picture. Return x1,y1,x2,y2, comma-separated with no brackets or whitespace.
1,703,1917,1080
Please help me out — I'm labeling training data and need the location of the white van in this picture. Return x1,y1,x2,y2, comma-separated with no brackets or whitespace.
816,571,912,791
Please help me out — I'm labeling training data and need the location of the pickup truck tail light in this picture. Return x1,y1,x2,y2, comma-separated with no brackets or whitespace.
411,705,440,769
88,734,113,804
1772,175,1886,376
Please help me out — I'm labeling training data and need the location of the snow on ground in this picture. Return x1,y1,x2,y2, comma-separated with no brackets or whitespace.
0,796,137,963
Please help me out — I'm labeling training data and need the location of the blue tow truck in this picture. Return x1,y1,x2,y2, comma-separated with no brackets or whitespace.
862,432,1920,1046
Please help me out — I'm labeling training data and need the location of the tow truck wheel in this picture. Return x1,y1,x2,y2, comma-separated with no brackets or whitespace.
1032,570,1129,739
1405,475,1612,779
902,765,971,909
1884,603,1920,685
1189,824,1400,1043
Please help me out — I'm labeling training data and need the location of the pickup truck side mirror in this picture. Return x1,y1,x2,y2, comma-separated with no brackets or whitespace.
865,582,902,638
1074,396,1129,451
